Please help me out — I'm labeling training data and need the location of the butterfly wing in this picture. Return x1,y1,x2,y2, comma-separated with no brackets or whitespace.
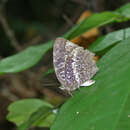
71,46,99,86
53,38,66,86
53,38,99,92
53,38,79,91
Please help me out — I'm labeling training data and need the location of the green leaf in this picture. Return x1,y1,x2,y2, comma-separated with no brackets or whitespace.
89,27,130,54
115,93,130,130
65,3,130,39
7,99,54,129
116,3,130,18
34,113,55,127
18,105,53,130
51,37,130,130
64,12,119,39
0,41,53,74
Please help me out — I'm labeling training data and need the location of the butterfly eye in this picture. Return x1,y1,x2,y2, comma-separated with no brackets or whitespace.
53,38,99,94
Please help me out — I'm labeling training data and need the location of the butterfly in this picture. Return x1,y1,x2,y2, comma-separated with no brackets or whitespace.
53,38,99,95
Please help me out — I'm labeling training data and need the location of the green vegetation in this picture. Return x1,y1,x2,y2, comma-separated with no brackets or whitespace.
3,3,130,130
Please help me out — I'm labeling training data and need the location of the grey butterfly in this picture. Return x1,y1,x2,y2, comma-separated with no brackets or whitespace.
53,38,99,94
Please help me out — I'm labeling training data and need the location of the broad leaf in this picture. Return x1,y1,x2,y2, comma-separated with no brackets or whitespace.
0,41,53,74
18,105,54,130
34,113,55,127
64,12,119,39
7,99,55,129
51,37,130,130
116,3,130,18
65,3,130,39
89,28,130,54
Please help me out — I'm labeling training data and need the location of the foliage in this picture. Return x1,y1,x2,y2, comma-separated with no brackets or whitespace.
89,28,130,54
7,99,55,130
0,4,130,74
5,3,130,130
51,36,130,130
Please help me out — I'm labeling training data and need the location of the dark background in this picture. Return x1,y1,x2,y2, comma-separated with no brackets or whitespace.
0,0,129,130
